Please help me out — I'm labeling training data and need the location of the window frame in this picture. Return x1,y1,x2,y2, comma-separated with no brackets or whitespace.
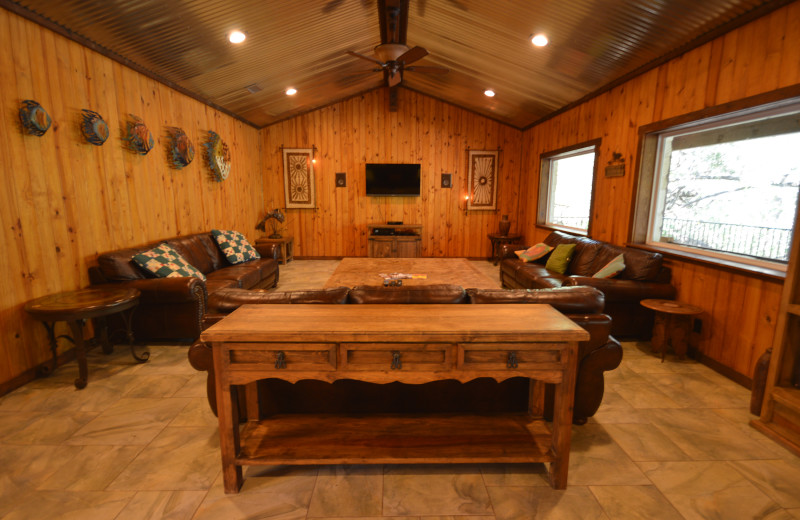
631,87,800,278
537,138,601,237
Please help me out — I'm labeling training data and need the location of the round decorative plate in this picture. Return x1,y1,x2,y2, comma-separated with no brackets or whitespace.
125,115,154,155
19,100,52,136
204,130,231,181
80,109,109,146
167,127,194,169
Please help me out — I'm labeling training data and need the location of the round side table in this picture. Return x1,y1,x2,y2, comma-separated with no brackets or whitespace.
25,287,145,388
640,299,703,362
487,233,523,265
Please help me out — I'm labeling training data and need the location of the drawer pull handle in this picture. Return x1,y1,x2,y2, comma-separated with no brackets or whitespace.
275,351,287,369
391,351,402,370
507,351,518,369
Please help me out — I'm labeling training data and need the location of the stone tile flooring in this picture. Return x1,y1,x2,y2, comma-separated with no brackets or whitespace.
1,259,799,519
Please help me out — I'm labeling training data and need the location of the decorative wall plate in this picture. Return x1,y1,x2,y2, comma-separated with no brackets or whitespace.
80,109,109,145
19,100,51,136
125,115,154,155
204,130,230,181
166,127,194,169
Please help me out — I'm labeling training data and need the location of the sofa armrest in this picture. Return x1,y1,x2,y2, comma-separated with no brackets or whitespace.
255,243,281,260
92,277,206,304
564,276,676,302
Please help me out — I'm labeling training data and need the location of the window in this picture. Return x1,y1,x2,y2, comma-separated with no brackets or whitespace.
537,140,600,235
635,99,800,269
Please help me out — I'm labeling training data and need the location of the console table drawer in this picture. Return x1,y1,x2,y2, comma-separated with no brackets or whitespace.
341,343,452,370
227,343,337,371
458,344,563,371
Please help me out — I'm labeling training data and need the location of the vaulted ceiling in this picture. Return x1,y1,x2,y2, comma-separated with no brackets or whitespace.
5,0,785,129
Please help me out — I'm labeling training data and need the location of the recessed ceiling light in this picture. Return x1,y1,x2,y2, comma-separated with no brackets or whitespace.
484,89,495,97
285,88,297,96
531,34,548,47
229,30,246,44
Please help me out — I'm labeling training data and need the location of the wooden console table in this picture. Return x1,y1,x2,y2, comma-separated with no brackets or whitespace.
200,303,589,493
368,224,422,257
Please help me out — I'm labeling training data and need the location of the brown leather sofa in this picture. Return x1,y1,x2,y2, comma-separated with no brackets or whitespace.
500,231,676,337
88,231,280,341
189,284,622,425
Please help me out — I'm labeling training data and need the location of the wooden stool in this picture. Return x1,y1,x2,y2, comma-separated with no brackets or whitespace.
640,299,703,361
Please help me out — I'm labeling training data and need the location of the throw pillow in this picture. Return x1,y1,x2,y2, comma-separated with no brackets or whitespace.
132,243,207,281
515,243,553,262
593,254,626,278
212,229,261,265
545,243,577,274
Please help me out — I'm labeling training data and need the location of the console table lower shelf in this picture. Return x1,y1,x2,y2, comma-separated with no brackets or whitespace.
237,413,553,465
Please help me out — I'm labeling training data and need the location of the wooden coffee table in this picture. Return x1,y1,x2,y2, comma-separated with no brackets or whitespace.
25,287,146,388
324,257,500,288
640,299,703,361
201,303,589,493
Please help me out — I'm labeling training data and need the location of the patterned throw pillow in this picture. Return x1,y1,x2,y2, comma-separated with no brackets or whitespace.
132,243,207,281
515,243,553,262
544,243,577,274
593,254,626,278
212,229,261,265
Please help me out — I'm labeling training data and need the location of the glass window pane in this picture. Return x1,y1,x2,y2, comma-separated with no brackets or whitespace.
547,152,595,231
656,132,800,262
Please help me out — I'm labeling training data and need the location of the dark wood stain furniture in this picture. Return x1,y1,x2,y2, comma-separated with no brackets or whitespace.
488,233,523,265
24,287,143,388
368,224,422,257
640,299,703,360
200,303,589,493
255,236,294,264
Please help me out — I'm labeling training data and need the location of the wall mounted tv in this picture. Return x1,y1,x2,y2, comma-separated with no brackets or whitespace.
365,163,421,196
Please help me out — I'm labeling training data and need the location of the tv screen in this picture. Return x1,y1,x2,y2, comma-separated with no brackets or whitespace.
365,163,421,196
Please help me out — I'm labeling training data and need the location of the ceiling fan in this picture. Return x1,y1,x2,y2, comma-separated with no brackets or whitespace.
346,0,448,88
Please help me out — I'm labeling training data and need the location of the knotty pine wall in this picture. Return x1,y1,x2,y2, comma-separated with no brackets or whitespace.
261,88,523,258
0,8,263,389
520,1,800,380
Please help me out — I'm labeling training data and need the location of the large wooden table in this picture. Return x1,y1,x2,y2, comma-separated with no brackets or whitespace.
200,304,589,493
324,257,500,288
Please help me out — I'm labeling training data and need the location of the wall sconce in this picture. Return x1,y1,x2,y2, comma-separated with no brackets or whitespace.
463,194,470,215
311,145,318,164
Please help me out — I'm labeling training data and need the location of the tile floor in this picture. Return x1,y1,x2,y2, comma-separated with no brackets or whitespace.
1,259,799,519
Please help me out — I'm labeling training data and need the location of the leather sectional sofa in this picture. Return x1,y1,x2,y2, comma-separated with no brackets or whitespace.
88,231,280,342
189,284,622,425
500,231,676,337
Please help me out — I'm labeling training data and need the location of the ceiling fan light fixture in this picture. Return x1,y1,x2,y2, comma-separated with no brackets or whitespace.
374,43,409,62
484,89,495,97
285,88,297,96
228,30,246,44
531,34,548,47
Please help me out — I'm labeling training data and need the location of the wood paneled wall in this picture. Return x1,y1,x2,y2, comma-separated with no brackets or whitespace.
0,8,263,389
520,1,800,379
261,88,523,258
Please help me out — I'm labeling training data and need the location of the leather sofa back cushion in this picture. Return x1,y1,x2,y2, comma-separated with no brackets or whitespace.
208,287,350,313
165,234,225,274
543,231,600,276
348,284,468,304
97,247,150,281
466,286,604,314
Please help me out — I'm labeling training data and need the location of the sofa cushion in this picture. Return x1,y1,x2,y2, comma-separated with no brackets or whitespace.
466,286,605,314
207,287,350,314
132,243,207,281
545,244,576,274
97,246,151,281
347,284,468,304
593,254,625,279
515,243,553,262
211,229,260,264
165,235,217,274
515,263,568,288
206,264,262,289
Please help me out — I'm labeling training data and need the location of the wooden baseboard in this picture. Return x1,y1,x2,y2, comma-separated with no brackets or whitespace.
0,348,78,397
692,348,752,389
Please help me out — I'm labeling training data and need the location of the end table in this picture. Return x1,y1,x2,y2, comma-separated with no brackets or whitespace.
256,236,294,264
640,299,703,361
25,287,145,388
487,233,523,265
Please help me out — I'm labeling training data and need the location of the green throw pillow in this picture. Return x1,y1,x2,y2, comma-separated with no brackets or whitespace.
132,243,207,281
593,254,626,278
515,243,553,262
212,229,261,264
545,243,576,274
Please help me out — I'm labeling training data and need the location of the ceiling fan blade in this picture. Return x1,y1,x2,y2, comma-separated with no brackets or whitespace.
405,65,449,73
397,46,428,65
346,50,385,66
387,70,402,87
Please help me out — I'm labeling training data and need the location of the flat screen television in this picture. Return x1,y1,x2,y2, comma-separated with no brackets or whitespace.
365,163,421,196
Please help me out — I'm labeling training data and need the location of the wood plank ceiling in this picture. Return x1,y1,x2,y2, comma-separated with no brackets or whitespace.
5,0,781,128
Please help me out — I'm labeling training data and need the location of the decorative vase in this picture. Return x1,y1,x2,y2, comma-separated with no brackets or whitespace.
499,215,511,236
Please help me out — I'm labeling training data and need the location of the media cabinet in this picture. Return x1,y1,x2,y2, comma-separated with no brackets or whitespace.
368,224,422,257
